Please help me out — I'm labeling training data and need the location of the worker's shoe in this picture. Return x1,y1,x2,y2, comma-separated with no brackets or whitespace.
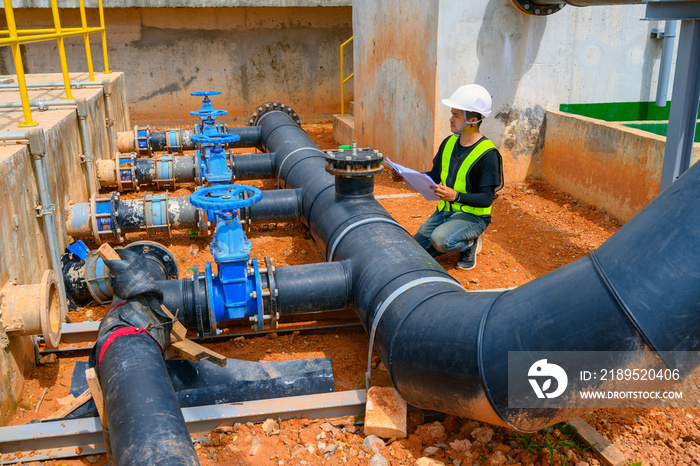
456,234,483,271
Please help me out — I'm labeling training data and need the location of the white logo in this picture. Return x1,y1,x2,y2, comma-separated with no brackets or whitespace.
528,359,568,399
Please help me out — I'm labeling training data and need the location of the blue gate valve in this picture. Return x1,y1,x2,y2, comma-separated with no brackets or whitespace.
191,91,228,134
192,133,239,185
190,92,240,186
189,184,264,335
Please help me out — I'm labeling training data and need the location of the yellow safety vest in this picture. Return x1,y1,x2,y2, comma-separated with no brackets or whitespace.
438,135,497,215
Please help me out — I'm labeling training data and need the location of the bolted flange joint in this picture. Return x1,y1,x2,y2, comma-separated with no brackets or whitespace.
324,141,384,177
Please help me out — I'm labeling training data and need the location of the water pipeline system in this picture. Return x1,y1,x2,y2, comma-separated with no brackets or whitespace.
244,106,700,432
60,100,700,436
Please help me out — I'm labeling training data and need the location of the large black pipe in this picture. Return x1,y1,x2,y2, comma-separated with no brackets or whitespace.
262,261,352,315
92,250,199,465
242,188,302,224
232,151,277,180
98,334,200,465
255,108,700,431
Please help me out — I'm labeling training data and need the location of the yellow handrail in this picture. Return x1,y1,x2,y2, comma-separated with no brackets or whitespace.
50,0,73,100
0,27,89,35
1,0,111,127
340,36,353,117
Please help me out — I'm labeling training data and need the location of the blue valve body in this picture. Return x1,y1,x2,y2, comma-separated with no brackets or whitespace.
189,185,264,334
190,91,240,186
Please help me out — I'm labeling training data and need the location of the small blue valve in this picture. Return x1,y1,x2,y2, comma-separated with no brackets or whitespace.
189,92,240,185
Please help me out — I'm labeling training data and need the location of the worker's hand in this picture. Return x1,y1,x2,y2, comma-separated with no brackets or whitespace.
388,167,404,182
431,184,459,202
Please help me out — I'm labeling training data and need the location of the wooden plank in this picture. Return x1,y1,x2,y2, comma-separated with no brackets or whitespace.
84,368,105,421
44,389,92,421
85,368,115,463
167,339,227,367
566,416,628,466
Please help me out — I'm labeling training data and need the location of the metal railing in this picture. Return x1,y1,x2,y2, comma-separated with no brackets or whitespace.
0,0,111,127
340,35,353,117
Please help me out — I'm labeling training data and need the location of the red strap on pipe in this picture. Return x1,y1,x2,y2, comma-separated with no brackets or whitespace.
98,326,163,368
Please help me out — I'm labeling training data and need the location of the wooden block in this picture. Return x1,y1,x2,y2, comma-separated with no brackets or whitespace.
96,243,121,261
167,339,227,367
566,417,627,466
85,368,105,421
44,388,92,420
364,386,407,439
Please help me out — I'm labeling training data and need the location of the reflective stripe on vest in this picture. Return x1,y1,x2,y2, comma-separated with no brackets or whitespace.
438,135,497,215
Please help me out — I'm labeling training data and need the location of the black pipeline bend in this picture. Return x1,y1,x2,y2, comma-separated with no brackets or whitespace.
255,108,700,431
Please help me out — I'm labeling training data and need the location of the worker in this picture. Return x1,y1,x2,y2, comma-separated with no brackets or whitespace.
411,84,503,270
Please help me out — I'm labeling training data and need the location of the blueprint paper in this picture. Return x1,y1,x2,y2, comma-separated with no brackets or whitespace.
385,158,440,201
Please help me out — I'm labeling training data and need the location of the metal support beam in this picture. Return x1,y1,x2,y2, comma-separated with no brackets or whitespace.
0,390,366,464
645,0,700,21
659,19,700,191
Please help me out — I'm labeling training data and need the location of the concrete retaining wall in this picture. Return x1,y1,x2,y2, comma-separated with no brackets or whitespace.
540,110,700,223
1,6,352,125
353,1,438,172
0,72,129,424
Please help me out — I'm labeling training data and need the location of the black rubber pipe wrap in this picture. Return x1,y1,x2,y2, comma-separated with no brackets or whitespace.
255,109,700,431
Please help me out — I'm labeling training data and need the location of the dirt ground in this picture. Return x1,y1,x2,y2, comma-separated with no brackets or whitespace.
6,122,700,466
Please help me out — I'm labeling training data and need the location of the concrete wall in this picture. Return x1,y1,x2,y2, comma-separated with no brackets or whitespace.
353,1,439,172
541,110,700,223
0,72,129,424
1,6,353,125
354,0,674,178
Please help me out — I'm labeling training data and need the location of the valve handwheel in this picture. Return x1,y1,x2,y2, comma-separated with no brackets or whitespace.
191,133,240,145
191,91,221,97
191,91,228,119
191,109,228,119
189,184,262,212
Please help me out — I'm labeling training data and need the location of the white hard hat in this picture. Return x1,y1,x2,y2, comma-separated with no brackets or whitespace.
441,84,492,118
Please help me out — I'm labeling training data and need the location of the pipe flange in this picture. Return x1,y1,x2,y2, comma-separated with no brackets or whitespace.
125,241,180,280
508,0,564,15
325,143,384,177
40,269,65,349
248,101,301,127
264,256,278,330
